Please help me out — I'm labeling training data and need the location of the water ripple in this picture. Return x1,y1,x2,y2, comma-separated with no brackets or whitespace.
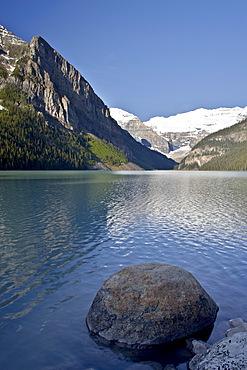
0,171,246,369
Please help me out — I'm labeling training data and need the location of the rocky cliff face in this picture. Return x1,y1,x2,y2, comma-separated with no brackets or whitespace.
0,25,28,75
110,108,171,154
0,25,176,170
23,36,112,133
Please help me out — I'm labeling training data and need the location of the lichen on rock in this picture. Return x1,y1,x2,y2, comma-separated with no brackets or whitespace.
86,263,218,348
189,332,247,370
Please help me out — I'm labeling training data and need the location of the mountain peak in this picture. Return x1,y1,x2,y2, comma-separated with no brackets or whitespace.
110,107,171,154
110,108,139,124
143,106,247,135
0,24,28,74
30,35,56,53
0,25,27,47
0,25,176,170
111,106,247,163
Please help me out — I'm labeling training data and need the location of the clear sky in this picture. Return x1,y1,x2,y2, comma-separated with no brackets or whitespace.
1,0,247,121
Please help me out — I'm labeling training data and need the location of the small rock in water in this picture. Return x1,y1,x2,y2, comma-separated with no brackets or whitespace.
186,338,211,355
86,263,218,348
226,317,247,337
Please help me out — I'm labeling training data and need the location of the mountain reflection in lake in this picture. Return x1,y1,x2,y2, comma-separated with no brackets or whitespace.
0,171,246,370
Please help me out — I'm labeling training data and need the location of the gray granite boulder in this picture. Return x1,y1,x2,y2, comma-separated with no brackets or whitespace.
86,263,218,348
189,332,247,370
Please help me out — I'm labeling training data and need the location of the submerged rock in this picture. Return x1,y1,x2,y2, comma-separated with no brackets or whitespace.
186,339,211,355
125,361,163,370
86,263,218,348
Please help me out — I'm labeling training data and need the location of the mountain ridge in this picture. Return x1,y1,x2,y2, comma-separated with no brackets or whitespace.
143,106,247,157
110,108,171,154
178,118,247,171
111,106,247,163
0,25,176,170
143,106,247,135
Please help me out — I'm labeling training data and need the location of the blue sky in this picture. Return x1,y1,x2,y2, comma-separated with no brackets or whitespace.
1,0,247,121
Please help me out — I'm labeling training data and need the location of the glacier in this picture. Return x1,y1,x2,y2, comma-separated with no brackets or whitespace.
143,106,247,135
110,106,247,162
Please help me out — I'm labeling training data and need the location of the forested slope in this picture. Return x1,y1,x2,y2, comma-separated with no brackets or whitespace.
178,119,247,171
0,85,128,170
0,25,176,171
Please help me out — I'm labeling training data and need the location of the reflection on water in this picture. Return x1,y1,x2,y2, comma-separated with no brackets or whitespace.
90,322,214,368
0,171,246,370
0,172,113,320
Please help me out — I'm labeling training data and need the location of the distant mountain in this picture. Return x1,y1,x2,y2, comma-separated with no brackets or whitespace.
0,25,176,171
110,108,171,154
143,107,247,161
178,118,247,171
110,106,247,164
0,24,28,75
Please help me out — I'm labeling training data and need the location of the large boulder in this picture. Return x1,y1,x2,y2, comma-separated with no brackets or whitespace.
86,263,218,348
189,332,247,370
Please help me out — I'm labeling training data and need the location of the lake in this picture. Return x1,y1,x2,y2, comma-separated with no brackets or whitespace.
0,170,246,370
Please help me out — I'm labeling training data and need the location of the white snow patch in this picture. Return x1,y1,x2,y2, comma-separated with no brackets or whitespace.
0,25,27,46
167,145,191,156
110,108,139,124
134,136,142,143
143,107,247,135
8,65,15,72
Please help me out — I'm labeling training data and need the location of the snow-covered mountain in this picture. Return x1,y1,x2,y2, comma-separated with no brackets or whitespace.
110,108,171,154
110,108,138,126
143,107,247,135
0,24,28,74
143,107,247,161
111,106,247,162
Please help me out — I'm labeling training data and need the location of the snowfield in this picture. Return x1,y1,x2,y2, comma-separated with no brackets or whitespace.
110,105,247,159
110,108,139,124
143,106,247,135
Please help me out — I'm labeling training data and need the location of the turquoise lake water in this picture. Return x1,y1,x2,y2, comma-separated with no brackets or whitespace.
0,170,246,369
